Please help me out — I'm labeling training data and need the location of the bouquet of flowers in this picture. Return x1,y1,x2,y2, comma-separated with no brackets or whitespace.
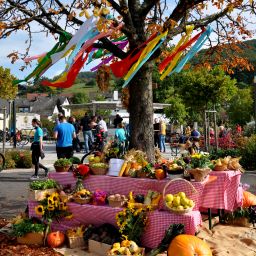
73,164,90,192
92,189,108,206
115,193,152,245
188,153,212,169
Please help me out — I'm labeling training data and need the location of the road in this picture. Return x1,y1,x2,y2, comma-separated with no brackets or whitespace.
0,143,255,219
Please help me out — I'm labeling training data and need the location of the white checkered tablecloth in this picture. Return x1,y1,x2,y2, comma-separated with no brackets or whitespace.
200,171,242,210
28,201,202,249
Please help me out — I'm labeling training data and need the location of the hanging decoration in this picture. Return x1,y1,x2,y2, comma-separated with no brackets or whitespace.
122,30,168,88
13,31,72,85
168,26,212,76
159,25,194,81
96,65,111,91
109,32,158,78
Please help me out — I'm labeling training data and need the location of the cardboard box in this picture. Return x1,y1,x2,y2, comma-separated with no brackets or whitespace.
88,239,112,256
28,188,57,201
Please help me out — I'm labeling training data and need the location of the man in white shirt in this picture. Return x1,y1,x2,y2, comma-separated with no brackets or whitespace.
98,116,108,138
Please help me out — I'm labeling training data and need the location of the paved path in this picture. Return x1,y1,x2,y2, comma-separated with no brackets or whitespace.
0,144,255,219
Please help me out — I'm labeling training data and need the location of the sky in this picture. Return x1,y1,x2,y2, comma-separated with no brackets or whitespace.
0,1,255,82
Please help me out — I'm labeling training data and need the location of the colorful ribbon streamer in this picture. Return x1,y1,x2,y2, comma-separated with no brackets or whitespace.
51,16,97,65
13,31,72,85
122,30,168,88
169,26,212,75
24,52,47,62
159,28,205,74
160,25,194,80
110,33,158,78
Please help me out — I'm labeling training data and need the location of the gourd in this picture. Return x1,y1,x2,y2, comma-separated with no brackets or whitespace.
242,191,256,207
167,234,212,256
47,231,65,248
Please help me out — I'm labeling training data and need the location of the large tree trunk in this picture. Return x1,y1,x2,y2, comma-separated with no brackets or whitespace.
128,62,155,163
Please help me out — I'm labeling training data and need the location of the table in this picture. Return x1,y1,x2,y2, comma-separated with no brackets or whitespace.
28,201,202,249
48,173,205,210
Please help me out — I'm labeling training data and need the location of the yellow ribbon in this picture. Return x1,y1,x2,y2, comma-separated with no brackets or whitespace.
124,30,168,81
160,25,194,80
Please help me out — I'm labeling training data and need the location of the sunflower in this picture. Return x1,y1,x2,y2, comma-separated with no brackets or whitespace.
43,192,51,199
48,197,54,205
65,214,73,219
47,205,55,211
59,202,67,211
51,192,59,202
35,205,45,215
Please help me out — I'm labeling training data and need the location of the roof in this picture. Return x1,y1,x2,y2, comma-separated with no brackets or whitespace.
15,96,69,116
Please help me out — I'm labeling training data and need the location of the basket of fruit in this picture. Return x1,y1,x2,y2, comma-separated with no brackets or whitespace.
73,189,92,204
90,163,108,175
108,194,128,208
163,178,196,214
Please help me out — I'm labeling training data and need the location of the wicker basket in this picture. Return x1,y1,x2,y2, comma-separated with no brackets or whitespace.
163,178,197,214
67,236,86,248
90,167,108,175
54,165,70,172
73,196,91,204
214,165,227,172
108,199,127,208
187,168,211,182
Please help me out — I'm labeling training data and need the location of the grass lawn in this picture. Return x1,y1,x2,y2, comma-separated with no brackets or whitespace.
63,83,98,94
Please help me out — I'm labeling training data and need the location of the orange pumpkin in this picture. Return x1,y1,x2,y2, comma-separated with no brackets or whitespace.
47,231,65,248
168,234,212,256
242,191,256,207
155,168,166,180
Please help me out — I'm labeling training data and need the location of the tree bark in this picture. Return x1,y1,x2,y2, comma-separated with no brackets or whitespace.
128,62,155,163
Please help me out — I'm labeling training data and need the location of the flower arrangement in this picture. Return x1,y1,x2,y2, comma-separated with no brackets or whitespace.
188,153,213,169
115,193,152,245
35,191,72,229
73,164,90,180
92,189,108,206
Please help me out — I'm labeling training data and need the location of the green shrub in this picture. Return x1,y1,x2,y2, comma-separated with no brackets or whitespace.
239,135,256,170
5,150,32,169
210,148,241,160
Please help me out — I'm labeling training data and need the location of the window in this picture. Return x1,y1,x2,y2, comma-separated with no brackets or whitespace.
19,107,30,113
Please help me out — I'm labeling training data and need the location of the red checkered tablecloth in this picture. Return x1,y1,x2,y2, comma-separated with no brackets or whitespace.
200,170,242,210
48,173,204,210
28,201,202,249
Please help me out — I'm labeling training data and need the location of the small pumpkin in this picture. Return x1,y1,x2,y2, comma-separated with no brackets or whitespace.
155,168,166,180
167,234,212,256
242,191,256,207
47,231,65,248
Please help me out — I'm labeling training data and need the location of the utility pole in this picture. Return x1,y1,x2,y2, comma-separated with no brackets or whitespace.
12,100,16,148
254,75,256,132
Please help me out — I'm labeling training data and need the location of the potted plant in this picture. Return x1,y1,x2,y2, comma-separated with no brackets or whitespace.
12,218,46,245
29,179,58,201
54,158,72,172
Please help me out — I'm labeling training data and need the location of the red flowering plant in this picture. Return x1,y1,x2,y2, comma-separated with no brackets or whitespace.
73,164,90,180
72,164,90,192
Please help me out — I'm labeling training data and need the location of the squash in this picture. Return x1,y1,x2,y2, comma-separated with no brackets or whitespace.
242,191,256,207
119,161,128,177
155,168,166,180
47,231,65,248
167,234,212,256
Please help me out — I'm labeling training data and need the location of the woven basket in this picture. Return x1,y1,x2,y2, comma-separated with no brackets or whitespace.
73,197,91,204
187,168,211,182
214,165,227,172
90,167,108,175
163,178,197,214
108,199,127,208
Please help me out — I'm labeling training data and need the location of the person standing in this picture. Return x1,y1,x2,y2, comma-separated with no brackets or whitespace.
54,116,76,159
115,123,127,155
113,114,123,128
68,116,80,152
98,116,108,138
80,112,93,153
30,118,48,180
153,118,160,147
159,119,166,153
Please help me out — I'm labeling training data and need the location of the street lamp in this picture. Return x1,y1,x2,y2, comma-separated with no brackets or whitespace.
254,75,256,132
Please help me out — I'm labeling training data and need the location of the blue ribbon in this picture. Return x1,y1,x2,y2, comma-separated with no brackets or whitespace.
169,26,212,75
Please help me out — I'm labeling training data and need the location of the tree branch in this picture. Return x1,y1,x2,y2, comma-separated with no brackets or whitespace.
140,0,160,17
